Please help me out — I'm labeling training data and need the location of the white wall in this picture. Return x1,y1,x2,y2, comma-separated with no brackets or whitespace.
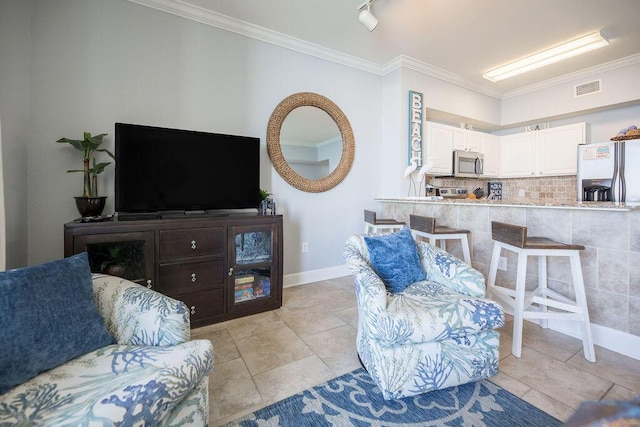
24,0,380,278
0,0,30,269
502,60,640,126
494,103,640,143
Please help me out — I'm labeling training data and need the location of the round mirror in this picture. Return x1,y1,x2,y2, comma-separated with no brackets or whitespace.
267,92,354,193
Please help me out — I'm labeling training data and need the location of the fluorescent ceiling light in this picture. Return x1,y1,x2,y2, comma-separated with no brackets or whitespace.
483,31,609,82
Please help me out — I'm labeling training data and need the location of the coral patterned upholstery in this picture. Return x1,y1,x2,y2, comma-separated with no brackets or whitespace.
344,234,504,400
0,275,213,426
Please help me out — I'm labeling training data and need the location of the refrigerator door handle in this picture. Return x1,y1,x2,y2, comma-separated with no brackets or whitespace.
621,141,626,202
612,142,620,202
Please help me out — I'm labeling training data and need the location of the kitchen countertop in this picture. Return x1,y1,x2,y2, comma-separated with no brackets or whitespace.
375,196,636,211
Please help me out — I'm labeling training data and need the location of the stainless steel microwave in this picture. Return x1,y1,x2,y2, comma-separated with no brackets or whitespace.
452,150,484,178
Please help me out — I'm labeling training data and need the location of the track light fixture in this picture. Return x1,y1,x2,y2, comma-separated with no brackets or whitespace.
358,0,378,32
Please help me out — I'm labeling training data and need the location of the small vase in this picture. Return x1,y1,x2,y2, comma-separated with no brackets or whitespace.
74,196,107,217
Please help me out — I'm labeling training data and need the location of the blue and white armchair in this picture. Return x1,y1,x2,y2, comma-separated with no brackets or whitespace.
344,230,504,400
0,274,213,426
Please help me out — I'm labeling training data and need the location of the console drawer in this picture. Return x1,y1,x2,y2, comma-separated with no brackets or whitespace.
179,289,226,326
159,227,224,260
159,259,225,295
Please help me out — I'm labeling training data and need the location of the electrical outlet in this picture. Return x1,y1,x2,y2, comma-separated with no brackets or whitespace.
518,189,525,197
301,242,308,253
498,256,507,271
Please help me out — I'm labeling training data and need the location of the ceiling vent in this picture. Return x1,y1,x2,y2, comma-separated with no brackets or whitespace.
575,80,601,97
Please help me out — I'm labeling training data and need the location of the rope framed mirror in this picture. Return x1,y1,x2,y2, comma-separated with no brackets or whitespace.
266,92,355,193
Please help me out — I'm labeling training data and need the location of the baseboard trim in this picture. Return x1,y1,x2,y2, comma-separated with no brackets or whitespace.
546,319,640,361
283,265,350,288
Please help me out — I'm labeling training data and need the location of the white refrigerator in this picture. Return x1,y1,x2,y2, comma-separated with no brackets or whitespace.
577,140,640,204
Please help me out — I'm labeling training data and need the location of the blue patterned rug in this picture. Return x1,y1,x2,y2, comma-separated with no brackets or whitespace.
224,368,561,426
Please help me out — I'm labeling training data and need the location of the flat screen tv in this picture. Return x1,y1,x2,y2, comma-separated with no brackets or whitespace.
115,122,260,214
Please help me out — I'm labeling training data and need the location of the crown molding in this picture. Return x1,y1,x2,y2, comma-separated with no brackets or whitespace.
128,0,640,103
382,56,503,99
502,53,640,99
126,0,384,75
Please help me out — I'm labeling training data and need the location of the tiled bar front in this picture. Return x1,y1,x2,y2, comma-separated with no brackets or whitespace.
377,199,640,347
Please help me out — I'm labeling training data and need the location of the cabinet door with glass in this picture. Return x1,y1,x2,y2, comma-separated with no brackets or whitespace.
73,231,155,289
228,222,282,314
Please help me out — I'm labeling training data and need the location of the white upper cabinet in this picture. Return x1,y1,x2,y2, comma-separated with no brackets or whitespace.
424,121,585,179
425,122,454,175
537,123,585,176
500,132,537,177
453,128,482,152
499,123,585,178
481,134,500,178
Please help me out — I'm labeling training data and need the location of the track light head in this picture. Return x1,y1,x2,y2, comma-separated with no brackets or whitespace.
358,1,378,32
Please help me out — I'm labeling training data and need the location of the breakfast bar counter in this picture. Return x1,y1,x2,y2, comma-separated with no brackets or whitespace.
375,196,636,211
375,196,640,351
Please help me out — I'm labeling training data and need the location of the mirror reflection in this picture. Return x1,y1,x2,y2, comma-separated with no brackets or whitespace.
280,106,342,180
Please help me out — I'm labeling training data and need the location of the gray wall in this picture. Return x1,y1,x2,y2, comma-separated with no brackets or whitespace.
0,0,30,269
21,0,382,277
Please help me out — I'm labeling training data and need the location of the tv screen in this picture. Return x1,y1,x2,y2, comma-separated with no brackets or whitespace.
115,123,260,213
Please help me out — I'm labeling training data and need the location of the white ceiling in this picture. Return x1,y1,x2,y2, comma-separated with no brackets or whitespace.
163,0,640,97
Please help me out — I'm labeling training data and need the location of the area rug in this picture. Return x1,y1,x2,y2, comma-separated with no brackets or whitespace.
224,368,561,426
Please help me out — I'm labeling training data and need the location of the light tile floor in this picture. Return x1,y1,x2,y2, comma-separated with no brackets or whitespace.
192,276,640,427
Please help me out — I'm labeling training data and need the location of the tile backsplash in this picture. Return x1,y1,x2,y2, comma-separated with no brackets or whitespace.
431,175,577,202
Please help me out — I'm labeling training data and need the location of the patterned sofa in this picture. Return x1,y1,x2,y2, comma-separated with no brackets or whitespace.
0,274,213,426
344,231,505,400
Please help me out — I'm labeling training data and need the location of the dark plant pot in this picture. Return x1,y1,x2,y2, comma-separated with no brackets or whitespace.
74,196,107,217
104,264,126,278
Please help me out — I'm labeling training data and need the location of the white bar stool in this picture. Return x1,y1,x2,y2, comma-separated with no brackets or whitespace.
487,221,595,362
409,214,472,264
364,210,405,234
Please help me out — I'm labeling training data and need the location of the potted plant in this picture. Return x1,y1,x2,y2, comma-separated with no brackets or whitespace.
99,245,127,278
57,131,114,217
259,189,275,214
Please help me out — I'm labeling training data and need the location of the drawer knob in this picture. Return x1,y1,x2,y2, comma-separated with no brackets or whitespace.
146,280,152,289
191,240,197,250
190,305,196,315
191,273,197,283
228,267,234,276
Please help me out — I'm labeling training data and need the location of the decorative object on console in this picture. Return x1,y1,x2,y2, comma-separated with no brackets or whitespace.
259,188,276,215
57,131,114,218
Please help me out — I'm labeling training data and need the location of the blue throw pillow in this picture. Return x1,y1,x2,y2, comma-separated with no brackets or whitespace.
0,253,115,394
364,226,426,293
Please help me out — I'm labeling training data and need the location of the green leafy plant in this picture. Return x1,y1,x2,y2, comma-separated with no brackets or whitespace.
259,189,272,201
99,245,128,272
56,132,115,197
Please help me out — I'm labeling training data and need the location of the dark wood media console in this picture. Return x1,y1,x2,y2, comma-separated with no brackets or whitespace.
64,213,283,327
